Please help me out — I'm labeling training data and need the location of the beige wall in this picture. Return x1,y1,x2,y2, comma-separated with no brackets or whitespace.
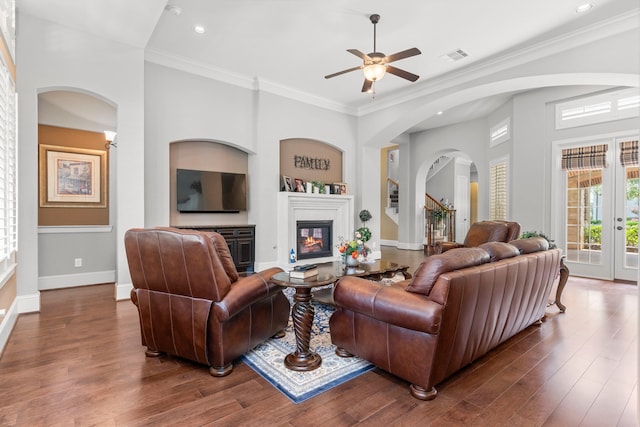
0,273,16,314
170,140,249,226
279,139,342,189
380,146,398,241
38,125,110,226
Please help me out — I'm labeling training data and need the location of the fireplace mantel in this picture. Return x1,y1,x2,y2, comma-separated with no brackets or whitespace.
277,192,354,267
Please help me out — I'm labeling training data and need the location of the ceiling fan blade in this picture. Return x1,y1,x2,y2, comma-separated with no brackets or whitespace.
385,47,421,64
386,65,420,82
361,79,373,93
324,65,363,79
347,49,371,61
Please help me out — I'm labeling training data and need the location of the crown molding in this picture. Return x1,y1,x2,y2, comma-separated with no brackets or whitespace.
358,9,640,116
144,49,357,116
144,9,638,118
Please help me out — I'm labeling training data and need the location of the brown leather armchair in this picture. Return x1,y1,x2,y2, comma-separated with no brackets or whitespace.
436,220,520,253
124,227,290,377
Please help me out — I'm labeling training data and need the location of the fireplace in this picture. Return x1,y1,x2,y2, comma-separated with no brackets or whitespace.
296,220,333,260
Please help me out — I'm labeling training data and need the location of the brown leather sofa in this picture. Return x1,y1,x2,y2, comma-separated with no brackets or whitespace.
436,220,521,253
329,237,561,400
124,227,290,377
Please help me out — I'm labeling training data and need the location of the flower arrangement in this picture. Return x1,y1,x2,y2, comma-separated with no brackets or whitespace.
337,230,369,260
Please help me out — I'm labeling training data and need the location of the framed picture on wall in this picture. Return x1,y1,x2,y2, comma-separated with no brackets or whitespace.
282,175,294,192
294,178,305,192
39,144,107,208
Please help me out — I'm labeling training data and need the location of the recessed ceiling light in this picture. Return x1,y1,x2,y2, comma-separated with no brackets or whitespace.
193,24,206,34
164,5,182,16
576,3,593,13
437,111,443,115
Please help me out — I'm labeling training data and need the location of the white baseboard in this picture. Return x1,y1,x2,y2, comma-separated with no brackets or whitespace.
397,242,424,251
380,239,398,247
38,270,116,291
115,282,133,301
18,293,40,313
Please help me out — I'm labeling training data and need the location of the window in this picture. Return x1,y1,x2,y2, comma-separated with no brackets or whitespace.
489,117,510,147
490,157,508,220
556,88,640,130
0,56,17,287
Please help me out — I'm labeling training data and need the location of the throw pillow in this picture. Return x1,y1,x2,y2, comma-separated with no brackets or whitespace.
406,247,490,296
477,241,521,262
509,237,549,254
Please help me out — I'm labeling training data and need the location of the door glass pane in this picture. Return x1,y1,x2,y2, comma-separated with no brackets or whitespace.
566,169,603,265
624,165,638,269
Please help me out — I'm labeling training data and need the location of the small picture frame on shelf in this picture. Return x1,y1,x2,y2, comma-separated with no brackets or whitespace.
334,182,348,195
282,175,294,192
294,178,305,192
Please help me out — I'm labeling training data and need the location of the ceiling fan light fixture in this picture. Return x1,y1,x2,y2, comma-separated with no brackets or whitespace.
363,63,386,81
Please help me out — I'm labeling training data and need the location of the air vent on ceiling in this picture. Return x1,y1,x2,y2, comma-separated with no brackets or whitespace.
440,49,469,62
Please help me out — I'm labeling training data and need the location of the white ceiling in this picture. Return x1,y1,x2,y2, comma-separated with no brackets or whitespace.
17,0,639,132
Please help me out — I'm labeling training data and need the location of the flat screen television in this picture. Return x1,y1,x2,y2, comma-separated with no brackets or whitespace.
176,168,247,213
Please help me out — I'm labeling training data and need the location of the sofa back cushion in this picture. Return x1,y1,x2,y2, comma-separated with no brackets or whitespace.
125,227,232,302
406,247,490,296
204,232,239,283
463,221,509,247
509,236,549,254
477,241,521,262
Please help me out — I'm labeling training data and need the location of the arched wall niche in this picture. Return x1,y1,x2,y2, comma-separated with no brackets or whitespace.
169,139,249,227
279,138,343,187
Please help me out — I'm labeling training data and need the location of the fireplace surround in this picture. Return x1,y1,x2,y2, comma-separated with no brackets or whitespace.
277,192,354,267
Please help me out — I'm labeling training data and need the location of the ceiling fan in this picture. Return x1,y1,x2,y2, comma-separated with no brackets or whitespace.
325,14,421,93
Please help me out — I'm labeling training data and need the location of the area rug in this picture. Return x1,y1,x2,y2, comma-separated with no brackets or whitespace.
240,286,375,404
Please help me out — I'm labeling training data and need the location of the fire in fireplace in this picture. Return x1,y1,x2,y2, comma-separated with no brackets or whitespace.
296,220,333,260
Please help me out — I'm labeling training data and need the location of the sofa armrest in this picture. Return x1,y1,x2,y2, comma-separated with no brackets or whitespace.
436,241,463,253
213,267,284,321
333,276,443,334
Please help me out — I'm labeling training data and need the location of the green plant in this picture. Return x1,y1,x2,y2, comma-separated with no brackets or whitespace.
520,230,557,249
356,226,371,242
357,209,372,243
311,181,326,194
626,226,638,247
584,226,602,245
432,209,446,220
359,209,372,223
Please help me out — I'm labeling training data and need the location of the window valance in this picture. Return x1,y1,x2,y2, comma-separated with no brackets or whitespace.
619,140,638,166
561,144,608,171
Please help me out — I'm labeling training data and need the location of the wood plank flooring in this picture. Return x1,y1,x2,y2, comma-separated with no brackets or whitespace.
0,247,637,426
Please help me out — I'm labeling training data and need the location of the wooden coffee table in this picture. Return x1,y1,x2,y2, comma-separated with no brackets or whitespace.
310,259,412,305
271,271,337,371
271,259,411,372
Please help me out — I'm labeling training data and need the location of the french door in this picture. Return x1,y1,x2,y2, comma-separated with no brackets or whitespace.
560,136,638,281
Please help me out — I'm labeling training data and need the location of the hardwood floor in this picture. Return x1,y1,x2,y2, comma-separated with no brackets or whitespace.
0,247,637,426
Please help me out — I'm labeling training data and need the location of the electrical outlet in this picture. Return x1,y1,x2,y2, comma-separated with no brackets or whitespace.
74,258,82,267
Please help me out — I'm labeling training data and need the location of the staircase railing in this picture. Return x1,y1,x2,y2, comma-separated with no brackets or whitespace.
424,193,456,255
387,178,399,211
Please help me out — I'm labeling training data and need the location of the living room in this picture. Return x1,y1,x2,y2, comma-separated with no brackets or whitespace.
0,0,638,424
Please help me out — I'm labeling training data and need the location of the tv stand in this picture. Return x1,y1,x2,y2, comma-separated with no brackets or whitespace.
176,225,255,273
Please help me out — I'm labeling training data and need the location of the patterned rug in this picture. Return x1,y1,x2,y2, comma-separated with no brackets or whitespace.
240,286,375,404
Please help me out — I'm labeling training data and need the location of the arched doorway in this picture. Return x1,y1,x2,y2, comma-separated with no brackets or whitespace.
425,151,477,243
37,89,117,290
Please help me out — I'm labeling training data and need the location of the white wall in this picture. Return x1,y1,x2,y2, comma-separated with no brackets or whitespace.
512,85,640,235
17,13,145,305
143,62,358,267
381,28,639,248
